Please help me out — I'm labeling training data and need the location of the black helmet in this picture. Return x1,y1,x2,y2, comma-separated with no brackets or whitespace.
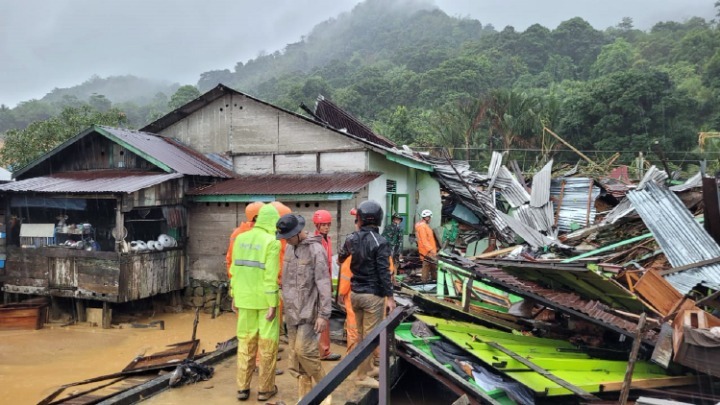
357,200,383,226
276,214,305,239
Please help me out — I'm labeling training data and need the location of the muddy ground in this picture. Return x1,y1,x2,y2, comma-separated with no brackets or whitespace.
0,309,362,405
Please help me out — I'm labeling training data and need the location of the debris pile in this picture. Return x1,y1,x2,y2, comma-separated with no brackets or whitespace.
397,152,720,404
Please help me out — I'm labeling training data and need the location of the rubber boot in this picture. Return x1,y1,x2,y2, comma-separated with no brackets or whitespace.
297,375,313,404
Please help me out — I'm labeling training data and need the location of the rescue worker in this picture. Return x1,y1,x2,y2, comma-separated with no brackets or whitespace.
276,214,333,404
338,208,395,355
415,209,438,283
382,212,404,283
226,201,264,278
312,209,341,361
270,201,292,335
230,203,281,402
338,200,396,389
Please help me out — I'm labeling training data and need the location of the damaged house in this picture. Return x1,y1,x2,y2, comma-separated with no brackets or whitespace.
141,84,441,282
0,126,233,325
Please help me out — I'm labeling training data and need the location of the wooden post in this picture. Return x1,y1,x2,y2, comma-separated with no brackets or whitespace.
619,313,647,405
462,277,473,313
75,299,86,323
115,196,124,253
102,302,112,329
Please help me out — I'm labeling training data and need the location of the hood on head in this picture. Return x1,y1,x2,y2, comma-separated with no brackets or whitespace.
254,204,280,233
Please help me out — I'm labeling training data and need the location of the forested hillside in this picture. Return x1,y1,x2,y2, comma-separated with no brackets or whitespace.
3,0,720,171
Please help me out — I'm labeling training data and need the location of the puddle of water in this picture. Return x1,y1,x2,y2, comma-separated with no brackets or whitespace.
0,311,237,405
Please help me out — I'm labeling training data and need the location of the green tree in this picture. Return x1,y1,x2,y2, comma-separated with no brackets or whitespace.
168,85,201,110
0,105,128,170
591,38,636,78
88,93,112,112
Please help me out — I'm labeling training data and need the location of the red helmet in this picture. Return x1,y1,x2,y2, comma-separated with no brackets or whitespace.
312,209,332,224
350,208,357,216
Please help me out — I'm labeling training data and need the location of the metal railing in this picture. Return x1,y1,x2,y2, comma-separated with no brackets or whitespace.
299,306,411,405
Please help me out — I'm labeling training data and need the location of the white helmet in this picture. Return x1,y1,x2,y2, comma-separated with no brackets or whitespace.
421,209,432,218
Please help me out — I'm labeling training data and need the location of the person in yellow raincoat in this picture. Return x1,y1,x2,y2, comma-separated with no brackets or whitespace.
230,203,281,402
226,201,264,278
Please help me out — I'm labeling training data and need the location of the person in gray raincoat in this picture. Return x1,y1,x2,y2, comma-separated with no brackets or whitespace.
276,214,333,404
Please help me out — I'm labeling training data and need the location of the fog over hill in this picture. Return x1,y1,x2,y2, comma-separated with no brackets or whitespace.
0,0,714,107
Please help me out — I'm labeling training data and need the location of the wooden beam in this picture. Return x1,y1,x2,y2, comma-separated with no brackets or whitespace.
619,313,646,405
483,340,601,401
543,127,596,165
659,256,720,276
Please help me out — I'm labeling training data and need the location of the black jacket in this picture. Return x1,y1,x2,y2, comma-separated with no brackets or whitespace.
338,225,393,297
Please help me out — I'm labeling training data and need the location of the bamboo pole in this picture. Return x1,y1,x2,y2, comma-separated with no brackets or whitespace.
543,127,596,165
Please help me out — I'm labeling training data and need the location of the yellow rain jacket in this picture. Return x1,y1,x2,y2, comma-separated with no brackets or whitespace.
230,204,281,309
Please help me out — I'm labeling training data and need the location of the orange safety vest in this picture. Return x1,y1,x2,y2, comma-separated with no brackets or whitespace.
226,221,254,277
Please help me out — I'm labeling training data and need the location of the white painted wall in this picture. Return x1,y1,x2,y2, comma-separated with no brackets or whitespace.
234,155,273,174
275,153,317,173
319,151,367,172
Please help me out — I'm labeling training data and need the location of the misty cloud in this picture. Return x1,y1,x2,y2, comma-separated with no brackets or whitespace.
0,0,714,107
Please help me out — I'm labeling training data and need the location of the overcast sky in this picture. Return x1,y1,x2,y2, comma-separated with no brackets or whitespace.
0,0,714,107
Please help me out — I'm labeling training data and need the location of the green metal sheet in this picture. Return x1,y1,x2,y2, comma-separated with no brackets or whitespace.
384,153,433,172
417,315,677,397
394,322,515,404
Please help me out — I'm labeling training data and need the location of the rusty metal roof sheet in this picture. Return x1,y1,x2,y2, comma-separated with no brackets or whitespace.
0,171,182,193
461,260,657,343
314,96,396,148
439,255,656,342
96,126,234,178
187,172,382,196
476,258,646,312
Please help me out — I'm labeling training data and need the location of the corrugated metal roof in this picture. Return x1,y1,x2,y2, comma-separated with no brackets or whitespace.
500,211,556,249
636,165,668,189
551,177,601,233
478,259,646,312
486,151,503,190
420,156,514,243
0,171,182,193
669,172,703,192
627,182,720,294
314,96,396,148
187,172,382,195
440,256,657,342
494,166,530,208
530,160,552,207
96,126,233,178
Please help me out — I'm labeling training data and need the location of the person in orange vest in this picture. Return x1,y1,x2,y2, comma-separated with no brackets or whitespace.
415,209,438,283
312,209,341,362
226,201,264,278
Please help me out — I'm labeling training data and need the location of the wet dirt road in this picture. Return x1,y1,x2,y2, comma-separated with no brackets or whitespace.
0,310,360,405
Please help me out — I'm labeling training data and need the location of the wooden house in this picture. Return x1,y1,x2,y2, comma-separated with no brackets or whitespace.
0,126,233,322
142,84,441,281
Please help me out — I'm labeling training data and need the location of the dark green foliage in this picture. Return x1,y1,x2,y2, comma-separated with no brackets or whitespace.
2,0,720,172
0,105,128,170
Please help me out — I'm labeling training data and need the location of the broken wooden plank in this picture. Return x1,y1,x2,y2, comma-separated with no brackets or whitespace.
619,313,647,405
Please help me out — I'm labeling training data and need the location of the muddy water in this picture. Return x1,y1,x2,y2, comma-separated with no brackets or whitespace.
0,311,237,405
1,310,359,405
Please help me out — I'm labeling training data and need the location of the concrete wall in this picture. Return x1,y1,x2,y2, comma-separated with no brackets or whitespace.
186,193,369,281
158,94,365,155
